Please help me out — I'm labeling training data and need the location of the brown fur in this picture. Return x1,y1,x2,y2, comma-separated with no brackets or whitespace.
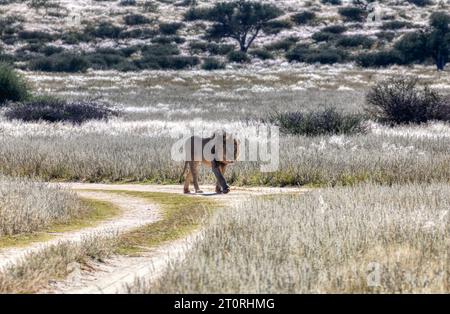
181,132,239,194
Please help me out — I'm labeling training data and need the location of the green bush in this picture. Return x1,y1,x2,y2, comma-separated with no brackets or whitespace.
85,48,128,70
336,35,375,49
85,22,123,39
321,0,342,5
375,31,396,42
291,11,316,25
184,6,211,21
407,0,432,7
250,48,274,60
160,56,199,69
227,51,250,63
119,28,156,39
394,31,429,63
366,77,450,125
123,14,150,25
321,25,347,34
18,30,55,42
0,63,29,105
202,57,224,70
266,37,298,51
338,7,366,22
287,46,346,64
29,53,89,72
4,96,120,124
381,21,413,30
270,107,366,136
263,19,292,34
159,22,184,35
356,50,404,67
119,0,136,6
312,31,340,42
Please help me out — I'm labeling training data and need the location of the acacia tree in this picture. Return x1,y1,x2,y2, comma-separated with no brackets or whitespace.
428,12,450,71
203,1,283,52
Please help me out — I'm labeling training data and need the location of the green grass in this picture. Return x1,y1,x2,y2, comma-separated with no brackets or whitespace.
0,198,120,249
114,191,219,255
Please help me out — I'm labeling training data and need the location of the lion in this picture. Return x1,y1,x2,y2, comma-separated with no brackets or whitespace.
181,131,239,194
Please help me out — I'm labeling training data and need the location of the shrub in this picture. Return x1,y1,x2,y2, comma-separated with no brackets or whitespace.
356,50,404,67
291,11,316,25
85,22,123,39
375,31,396,42
160,55,199,69
159,22,184,35
321,0,342,5
184,6,212,21
119,27,156,39
338,7,366,22
123,14,150,25
394,31,429,63
381,21,413,30
336,35,375,49
119,0,136,6
29,53,89,72
250,48,274,60
366,77,450,125
18,30,54,42
321,25,347,34
4,96,119,124
305,48,346,64
0,63,29,105
287,46,346,64
85,48,128,70
265,36,298,51
202,57,224,70
263,19,292,34
311,31,340,42
227,51,250,63
407,0,433,7
270,107,366,136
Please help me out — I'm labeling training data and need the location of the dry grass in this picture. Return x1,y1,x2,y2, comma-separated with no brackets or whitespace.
0,191,217,293
133,183,449,293
0,176,87,236
0,236,116,294
0,122,449,186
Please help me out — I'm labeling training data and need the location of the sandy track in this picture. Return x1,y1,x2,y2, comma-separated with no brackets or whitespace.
60,183,308,198
0,191,160,270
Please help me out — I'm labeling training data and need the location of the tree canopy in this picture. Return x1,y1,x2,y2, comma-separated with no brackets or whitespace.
196,1,283,52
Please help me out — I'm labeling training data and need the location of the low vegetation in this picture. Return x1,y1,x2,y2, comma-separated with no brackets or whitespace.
0,63,29,104
0,176,86,236
270,107,366,136
4,96,120,124
131,183,449,293
0,236,116,293
0,191,217,293
366,77,450,125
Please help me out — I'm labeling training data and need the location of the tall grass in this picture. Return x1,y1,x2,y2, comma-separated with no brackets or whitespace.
131,183,449,293
0,120,449,186
0,176,87,236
